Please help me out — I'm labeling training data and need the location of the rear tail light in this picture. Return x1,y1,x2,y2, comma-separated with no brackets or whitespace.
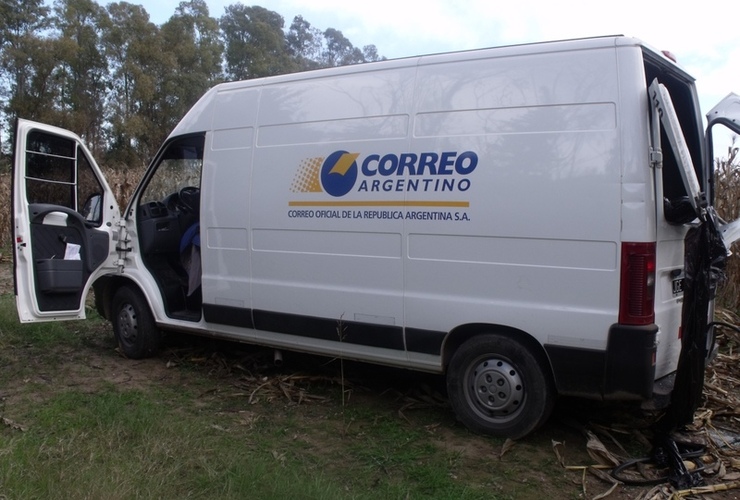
619,242,656,325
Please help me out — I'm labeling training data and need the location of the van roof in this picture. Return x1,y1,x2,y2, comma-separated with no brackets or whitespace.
213,35,680,91
170,35,688,138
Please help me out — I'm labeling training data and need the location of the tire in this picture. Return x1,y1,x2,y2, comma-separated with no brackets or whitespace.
111,286,162,359
446,334,555,439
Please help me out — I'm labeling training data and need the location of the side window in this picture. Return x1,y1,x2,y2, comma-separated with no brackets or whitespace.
77,150,104,224
139,135,204,206
25,131,75,209
24,131,104,225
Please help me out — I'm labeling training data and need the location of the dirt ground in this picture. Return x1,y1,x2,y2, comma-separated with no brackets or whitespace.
2,253,739,499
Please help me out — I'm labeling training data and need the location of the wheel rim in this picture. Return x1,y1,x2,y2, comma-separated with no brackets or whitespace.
116,303,138,346
465,356,525,423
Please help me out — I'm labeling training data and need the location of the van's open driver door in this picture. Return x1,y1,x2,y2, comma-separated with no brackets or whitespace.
13,119,121,322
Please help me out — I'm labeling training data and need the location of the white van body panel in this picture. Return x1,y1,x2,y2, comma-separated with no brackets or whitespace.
185,40,632,355
407,43,623,353
248,65,415,334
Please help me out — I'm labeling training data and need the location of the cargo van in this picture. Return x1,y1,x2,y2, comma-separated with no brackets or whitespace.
12,35,740,439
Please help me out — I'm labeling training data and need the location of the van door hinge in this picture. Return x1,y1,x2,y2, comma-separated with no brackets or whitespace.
115,220,131,273
650,148,663,168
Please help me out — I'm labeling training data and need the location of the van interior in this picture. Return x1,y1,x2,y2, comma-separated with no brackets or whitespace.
136,133,205,321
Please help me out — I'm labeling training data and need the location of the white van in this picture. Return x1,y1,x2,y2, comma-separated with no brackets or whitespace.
12,36,740,439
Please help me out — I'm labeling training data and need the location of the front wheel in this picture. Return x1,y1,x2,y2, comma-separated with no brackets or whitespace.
111,286,162,359
446,334,555,439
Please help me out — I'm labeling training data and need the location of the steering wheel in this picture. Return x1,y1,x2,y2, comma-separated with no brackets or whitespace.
177,186,200,215
163,192,179,212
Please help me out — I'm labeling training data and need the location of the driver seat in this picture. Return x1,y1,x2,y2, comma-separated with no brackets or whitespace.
179,222,201,296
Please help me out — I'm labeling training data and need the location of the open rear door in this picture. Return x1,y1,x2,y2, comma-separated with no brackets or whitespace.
649,80,706,216
13,119,121,321
650,81,740,250
707,92,740,249
707,91,740,139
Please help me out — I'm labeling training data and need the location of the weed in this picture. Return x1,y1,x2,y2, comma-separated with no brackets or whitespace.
337,314,348,408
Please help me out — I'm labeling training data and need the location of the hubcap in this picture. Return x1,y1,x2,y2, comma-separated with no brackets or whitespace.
467,357,524,420
117,303,138,344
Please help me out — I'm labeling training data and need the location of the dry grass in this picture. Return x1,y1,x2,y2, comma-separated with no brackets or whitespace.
104,166,147,211
715,144,740,311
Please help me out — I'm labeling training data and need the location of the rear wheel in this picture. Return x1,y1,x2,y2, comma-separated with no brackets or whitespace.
112,286,161,359
446,334,555,439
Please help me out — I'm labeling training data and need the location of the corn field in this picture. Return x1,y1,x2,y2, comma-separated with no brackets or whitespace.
715,143,740,311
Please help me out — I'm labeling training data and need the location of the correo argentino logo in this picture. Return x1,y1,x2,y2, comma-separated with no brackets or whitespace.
292,149,479,198
291,151,359,197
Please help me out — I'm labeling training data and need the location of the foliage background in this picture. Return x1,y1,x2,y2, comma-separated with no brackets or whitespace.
0,0,383,166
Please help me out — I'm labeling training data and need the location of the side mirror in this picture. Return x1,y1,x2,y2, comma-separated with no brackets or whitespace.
81,193,103,224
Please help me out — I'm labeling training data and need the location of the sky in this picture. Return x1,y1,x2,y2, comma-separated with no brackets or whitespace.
145,0,739,153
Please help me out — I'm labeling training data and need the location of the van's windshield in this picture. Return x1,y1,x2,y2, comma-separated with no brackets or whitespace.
139,135,205,206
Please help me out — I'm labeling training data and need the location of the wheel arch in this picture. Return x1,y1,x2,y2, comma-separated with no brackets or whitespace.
92,275,147,321
442,324,555,382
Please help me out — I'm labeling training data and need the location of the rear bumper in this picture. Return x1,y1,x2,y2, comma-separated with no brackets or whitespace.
544,324,658,400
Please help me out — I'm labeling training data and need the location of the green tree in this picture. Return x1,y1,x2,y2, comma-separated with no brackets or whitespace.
161,0,223,130
322,28,365,67
101,1,166,165
286,15,323,71
0,0,53,142
220,4,295,80
362,44,383,63
0,0,385,158
52,0,109,156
